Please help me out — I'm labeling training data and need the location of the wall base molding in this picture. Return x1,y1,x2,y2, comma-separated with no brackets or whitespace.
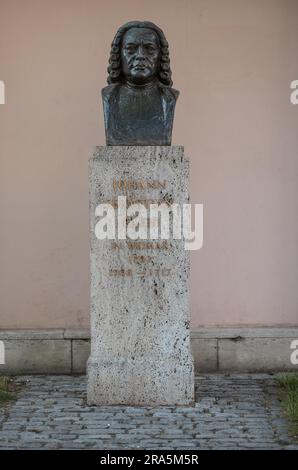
0,328,297,374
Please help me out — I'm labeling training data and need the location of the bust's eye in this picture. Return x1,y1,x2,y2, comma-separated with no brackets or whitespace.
146,45,156,52
125,45,136,53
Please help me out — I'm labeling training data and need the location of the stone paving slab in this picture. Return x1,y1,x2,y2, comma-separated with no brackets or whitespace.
0,373,297,450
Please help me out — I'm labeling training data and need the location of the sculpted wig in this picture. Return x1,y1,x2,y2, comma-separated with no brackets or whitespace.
107,21,173,87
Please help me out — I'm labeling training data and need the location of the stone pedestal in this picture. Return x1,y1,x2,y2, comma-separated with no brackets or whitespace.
87,146,194,406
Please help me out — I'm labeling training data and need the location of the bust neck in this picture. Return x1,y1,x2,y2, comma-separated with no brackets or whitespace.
124,78,159,91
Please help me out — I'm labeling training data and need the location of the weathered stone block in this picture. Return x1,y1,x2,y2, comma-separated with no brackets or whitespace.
72,340,90,374
219,337,298,371
191,338,218,372
0,340,71,374
87,146,194,405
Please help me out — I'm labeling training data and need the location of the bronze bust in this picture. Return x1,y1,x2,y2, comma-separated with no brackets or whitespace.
102,21,179,146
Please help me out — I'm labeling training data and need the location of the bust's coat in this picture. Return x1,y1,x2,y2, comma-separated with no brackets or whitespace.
102,81,179,146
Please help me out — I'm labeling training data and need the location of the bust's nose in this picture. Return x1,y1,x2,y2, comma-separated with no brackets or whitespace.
135,45,146,60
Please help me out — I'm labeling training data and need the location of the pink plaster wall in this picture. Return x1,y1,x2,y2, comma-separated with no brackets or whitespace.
0,0,298,328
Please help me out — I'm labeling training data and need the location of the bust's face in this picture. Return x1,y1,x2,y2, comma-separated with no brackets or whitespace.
121,27,160,85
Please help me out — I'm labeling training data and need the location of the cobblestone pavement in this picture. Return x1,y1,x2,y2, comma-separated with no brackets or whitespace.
0,373,297,450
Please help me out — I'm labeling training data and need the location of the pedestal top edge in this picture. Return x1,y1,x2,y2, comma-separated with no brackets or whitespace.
90,145,187,161
93,145,184,150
